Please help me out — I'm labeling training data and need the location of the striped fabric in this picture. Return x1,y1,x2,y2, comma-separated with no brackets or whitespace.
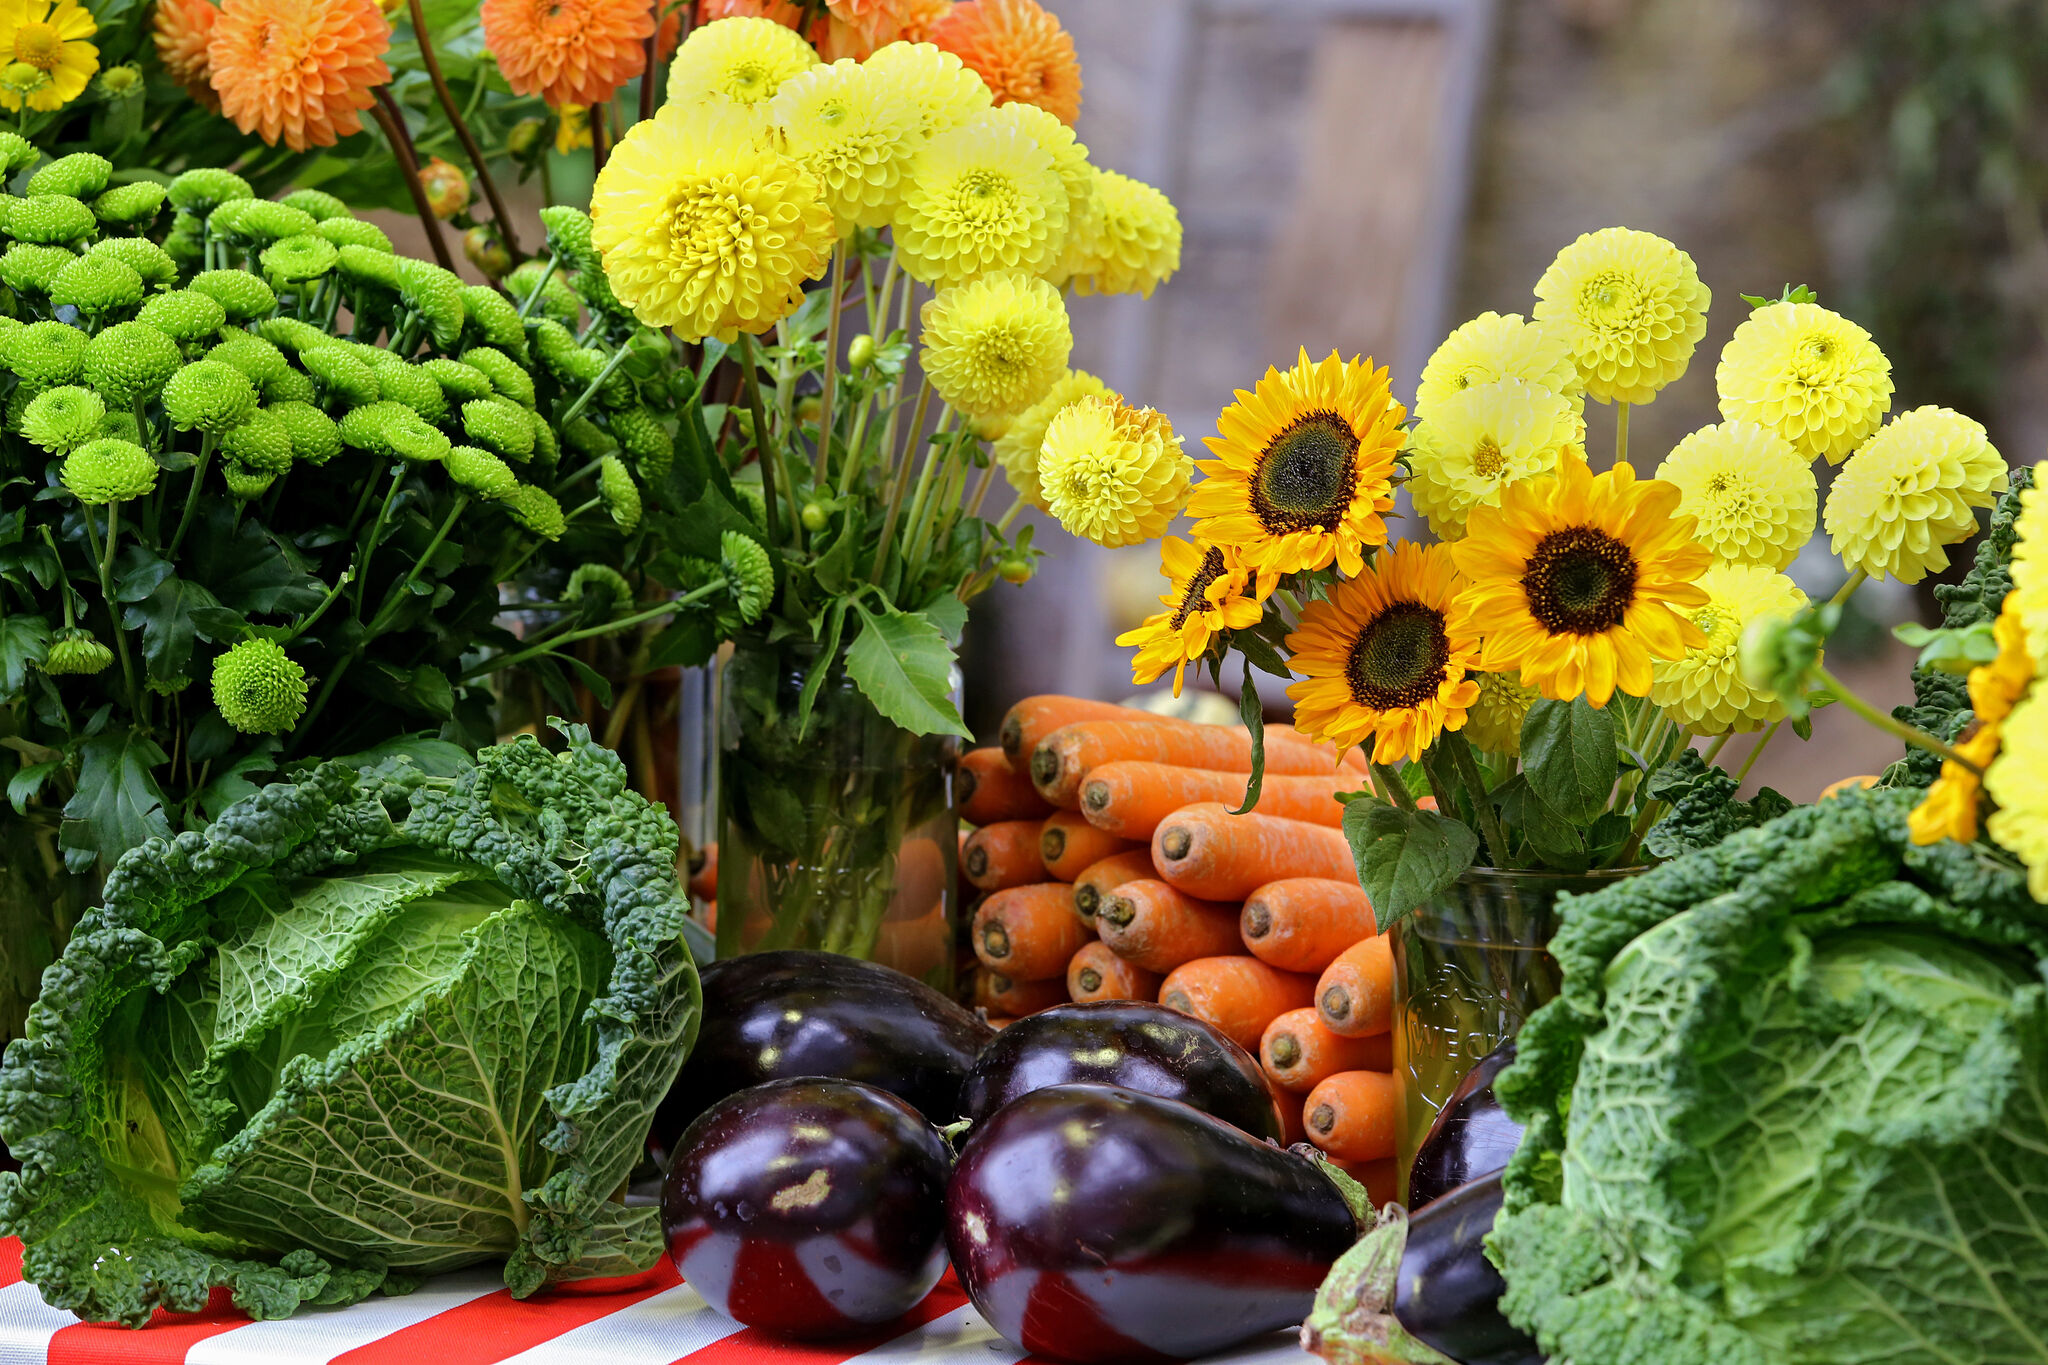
0,1240,1311,1365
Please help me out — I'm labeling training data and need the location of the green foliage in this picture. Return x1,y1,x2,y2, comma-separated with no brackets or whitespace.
1343,798,1479,929
1520,698,1618,822
1641,749,1795,858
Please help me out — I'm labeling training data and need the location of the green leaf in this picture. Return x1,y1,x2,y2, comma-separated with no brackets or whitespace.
7,758,61,813
1343,800,1479,929
1232,627,1292,680
58,727,171,872
1227,669,1266,816
1521,697,1618,822
844,603,971,739
921,591,968,646
121,575,227,686
0,614,51,696
795,598,850,738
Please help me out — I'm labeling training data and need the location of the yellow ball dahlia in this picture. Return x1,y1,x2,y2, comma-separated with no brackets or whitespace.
1531,227,1710,406
1649,561,1809,734
590,100,837,342
1403,377,1580,540
920,270,1072,419
1414,311,1583,424
1715,301,1892,465
1038,394,1190,547
1463,669,1538,756
992,366,1111,510
892,110,1067,285
770,57,926,229
1986,689,2048,901
1117,538,1263,696
1654,420,1816,572
1069,168,1181,299
988,100,1101,287
666,15,818,110
861,39,992,139
2004,486,2048,664
1823,405,2008,584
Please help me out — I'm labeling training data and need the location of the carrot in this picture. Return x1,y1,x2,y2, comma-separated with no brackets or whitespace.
1040,810,1141,882
974,883,1094,980
1152,803,1357,901
1241,879,1378,973
1158,955,1316,1053
1079,763,1356,839
964,819,1046,892
1260,1007,1392,1092
959,747,1054,825
973,968,1069,1016
1031,720,1349,808
875,906,950,985
1316,935,1394,1038
1070,850,1156,927
699,900,717,933
1303,1070,1398,1162
686,843,717,902
1000,695,1167,769
1270,1076,1306,1146
1067,940,1161,1003
1097,880,1244,974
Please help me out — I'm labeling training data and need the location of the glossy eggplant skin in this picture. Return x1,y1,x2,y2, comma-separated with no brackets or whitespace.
1407,1041,1524,1210
958,1001,1282,1141
662,1078,952,1339
1393,1171,1542,1365
653,950,994,1153
947,1084,1360,1364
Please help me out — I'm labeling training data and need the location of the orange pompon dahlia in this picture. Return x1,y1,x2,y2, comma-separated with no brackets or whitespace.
152,0,218,109
929,0,1079,125
207,0,390,151
817,0,946,56
482,0,664,109
697,0,813,27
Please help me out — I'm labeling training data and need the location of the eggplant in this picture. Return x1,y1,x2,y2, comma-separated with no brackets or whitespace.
653,950,994,1155
663,1078,952,1338
958,1001,1282,1141
947,1084,1363,1364
1407,1041,1524,1210
1393,1171,1541,1365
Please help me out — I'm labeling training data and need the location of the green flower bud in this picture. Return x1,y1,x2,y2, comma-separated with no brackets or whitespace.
167,168,253,218
335,241,401,291
268,400,341,466
506,117,546,159
211,637,308,733
19,385,106,453
502,484,565,539
461,397,536,460
458,346,536,408
539,205,598,271
366,354,446,422
564,563,633,609
8,195,94,245
314,216,392,252
42,626,113,676
221,461,276,499
0,242,76,295
189,269,276,322
997,556,1032,584
7,319,85,384
396,257,466,351
263,367,316,405
261,232,339,284
162,358,258,434
420,357,495,402
93,180,167,228
1736,605,1832,723
610,405,673,479
458,285,527,359
87,235,177,289
83,321,182,404
206,332,289,385
0,131,36,173
462,225,511,281
221,408,294,473
61,436,156,503
847,333,876,371
799,501,829,533
445,443,518,499
300,345,380,406
49,254,144,316
599,455,641,532
795,395,820,424
721,531,773,624
563,415,615,458
534,318,604,387
26,153,110,200
207,198,317,247
506,258,579,326
278,188,351,222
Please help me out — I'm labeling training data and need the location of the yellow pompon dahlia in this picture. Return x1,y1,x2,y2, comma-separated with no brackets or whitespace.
0,0,97,112
893,109,1067,285
1404,378,1580,541
1117,538,1264,696
1649,561,1809,734
1414,311,1583,424
1451,450,1712,708
919,270,1072,419
1823,405,2008,584
1069,168,1180,299
1531,227,1710,406
1655,420,1816,572
2002,486,2048,669
770,57,925,229
1985,690,2048,899
992,366,1110,510
1189,350,1402,580
1284,540,1481,765
1716,301,1893,465
1038,394,1190,547
861,41,992,138
1463,669,1538,756
666,15,818,110
591,100,837,342
988,100,1100,287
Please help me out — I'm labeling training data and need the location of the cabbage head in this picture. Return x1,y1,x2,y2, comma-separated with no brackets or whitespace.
0,724,701,1327
1490,788,2048,1365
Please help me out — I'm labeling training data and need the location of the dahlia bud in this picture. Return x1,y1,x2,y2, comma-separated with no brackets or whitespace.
506,118,547,160
800,501,829,533
419,157,469,220
847,333,876,371
463,225,512,281
998,556,1033,585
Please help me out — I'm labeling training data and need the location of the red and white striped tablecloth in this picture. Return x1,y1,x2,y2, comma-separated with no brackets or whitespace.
0,1240,1313,1365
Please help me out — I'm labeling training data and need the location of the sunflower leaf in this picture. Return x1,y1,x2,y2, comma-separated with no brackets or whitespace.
1521,697,1617,823
1343,801,1479,929
1228,670,1265,815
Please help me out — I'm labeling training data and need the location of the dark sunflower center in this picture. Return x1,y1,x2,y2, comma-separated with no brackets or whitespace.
1252,410,1359,534
1523,526,1639,635
1169,546,1228,629
1346,601,1451,711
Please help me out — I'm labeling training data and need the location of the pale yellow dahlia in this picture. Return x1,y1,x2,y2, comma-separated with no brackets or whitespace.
1069,168,1181,299
1985,689,2048,901
1038,394,1190,547
1649,561,1809,734
988,100,1100,287
666,15,818,109
2005,486,2048,664
861,40,992,138
1716,301,1892,465
1654,420,1815,572
1118,538,1263,696
1404,378,1580,540
770,57,926,229
893,110,1067,285
1414,311,1583,424
1463,669,1538,756
920,271,1072,419
1913,600,2034,848
591,100,837,342
1531,227,1710,406
1823,405,2008,584
992,366,1110,510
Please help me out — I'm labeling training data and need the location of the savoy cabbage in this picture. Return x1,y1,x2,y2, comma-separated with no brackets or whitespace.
0,724,701,1327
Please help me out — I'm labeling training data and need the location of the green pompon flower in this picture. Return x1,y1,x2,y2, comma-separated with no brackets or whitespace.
8,195,95,245
210,637,308,733
565,563,632,608
262,233,339,284
335,242,402,291
20,385,107,453
502,484,566,539
461,398,537,460
268,401,341,465
339,400,425,456
189,270,277,322
446,443,518,499
50,255,145,316
88,236,177,289
570,267,628,321
162,225,204,272
221,408,294,474
599,455,642,532
207,333,289,386
563,416,615,458
534,319,604,386
611,406,673,479
278,188,351,222
257,316,328,353
396,257,467,351
539,205,598,271
459,346,536,408
389,422,453,464
7,319,86,384
97,409,142,443
0,131,36,172
207,198,317,248
0,242,77,295
167,168,253,218
61,437,157,503
136,289,227,343
42,626,113,676
221,461,277,499
162,359,259,434
27,153,111,200
367,355,447,422
420,357,495,401
458,285,527,359
313,217,391,252
506,258,579,326
721,531,773,624
300,346,380,406
263,368,315,404
83,321,182,404
93,181,167,227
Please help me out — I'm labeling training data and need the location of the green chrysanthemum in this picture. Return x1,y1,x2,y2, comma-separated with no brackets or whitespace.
96,409,142,444
49,255,144,316
27,153,111,201
221,409,294,474
0,242,77,295
262,233,340,284
460,346,537,408
163,359,259,434
41,626,113,676
462,398,537,460
314,217,392,252
506,258,579,327
534,318,604,386
20,385,106,453
162,224,204,272
0,131,35,172
340,401,448,463
599,455,641,532
189,269,277,321
83,321,182,405
563,416,615,458
458,286,527,359
278,188,351,222
208,333,290,386
367,355,448,423
396,257,467,350
210,638,309,734
503,484,566,539
93,181,167,227
208,199,319,248
61,437,157,503
388,422,453,465
610,406,673,478
221,462,277,499
136,288,228,342
301,346,381,406
420,357,495,402
257,316,328,353
446,443,519,500
268,401,342,466
565,563,632,609
167,168,253,218
264,368,316,405
7,319,86,384
570,266,629,322
721,530,773,624
87,236,177,289
539,205,599,271
9,195,95,245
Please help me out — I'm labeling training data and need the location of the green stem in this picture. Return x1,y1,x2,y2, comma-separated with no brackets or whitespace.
1701,730,1734,765
994,496,1026,536
1733,719,1781,784
464,589,714,680
1827,567,1869,610
1370,760,1417,813
406,0,525,261
516,253,559,320
815,240,846,486
1444,732,1511,870
353,465,409,615
557,344,632,428
738,333,787,547
368,495,468,634
286,569,353,641
870,377,932,584
1614,400,1630,469
165,433,216,558
1811,662,1983,776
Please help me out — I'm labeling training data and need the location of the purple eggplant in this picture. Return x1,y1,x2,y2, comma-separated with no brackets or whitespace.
1407,1041,1524,1210
663,1078,952,1338
1393,1171,1541,1365
958,1001,1282,1141
947,1084,1364,1364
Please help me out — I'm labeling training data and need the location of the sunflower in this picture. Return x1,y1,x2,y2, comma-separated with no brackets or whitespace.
1117,538,1263,696
1451,450,1711,707
1531,227,1710,406
0,0,96,111
1654,420,1815,572
1823,405,2007,584
1649,561,1809,734
1037,394,1189,547
665,14,817,109
1285,540,1480,765
1913,598,2033,847
1716,300,1892,465
1463,669,1538,756
151,0,216,109
1403,377,1580,541
1188,349,1402,580
482,0,663,109
929,0,1079,125
1414,311,1582,424
919,269,1071,418
992,366,1109,510
892,108,1067,285
770,56,925,228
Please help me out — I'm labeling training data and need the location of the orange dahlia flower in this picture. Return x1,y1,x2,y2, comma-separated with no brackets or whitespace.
151,0,218,109
696,0,818,34
482,0,673,110
207,0,390,151
929,0,1078,125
